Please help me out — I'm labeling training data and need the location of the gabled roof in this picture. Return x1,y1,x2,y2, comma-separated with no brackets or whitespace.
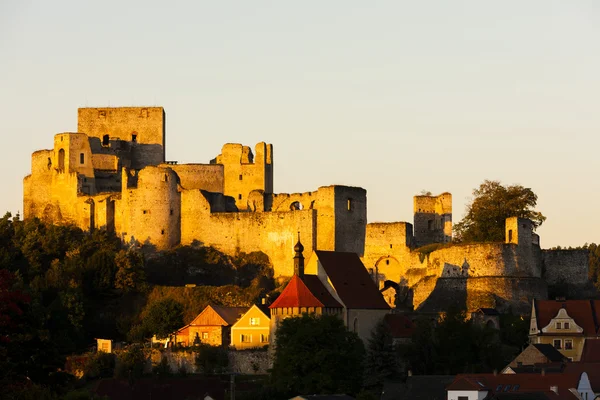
314,251,390,310
581,339,600,362
532,344,569,362
231,304,270,329
383,314,415,338
211,306,250,325
185,305,249,329
533,300,598,336
448,373,581,399
303,275,343,308
269,275,327,309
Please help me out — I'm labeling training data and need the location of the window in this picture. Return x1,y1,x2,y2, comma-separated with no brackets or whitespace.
239,174,243,180
143,210,148,215
161,229,165,235
131,133,137,143
553,339,562,349
458,397,468,400
564,322,570,329
170,209,174,216
250,318,260,326
80,153,85,164
102,135,109,146
556,322,562,329
508,229,513,242
241,334,251,343
496,385,503,392
238,194,242,200
347,199,352,211
565,339,573,350
504,385,511,392
202,332,208,339
513,385,520,391
390,244,393,249
260,334,269,343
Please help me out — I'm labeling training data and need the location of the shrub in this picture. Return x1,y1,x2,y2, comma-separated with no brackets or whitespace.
195,344,229,375
115,345,146,380
84,352,116,380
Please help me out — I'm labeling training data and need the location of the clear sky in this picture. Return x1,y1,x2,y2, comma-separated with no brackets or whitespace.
1,1,599,248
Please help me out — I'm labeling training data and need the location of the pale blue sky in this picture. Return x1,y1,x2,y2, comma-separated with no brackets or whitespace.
1,1,599,247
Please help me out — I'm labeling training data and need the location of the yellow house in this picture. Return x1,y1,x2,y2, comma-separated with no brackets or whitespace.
529,299,600,361
175,305,249,347
230,304,271,349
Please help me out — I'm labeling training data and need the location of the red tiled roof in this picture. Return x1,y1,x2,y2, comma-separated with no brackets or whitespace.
302,275,343,308
314,251,390,310
448,373,581,399
269,275,325,309
564,362,600,392
581,339,600,362
384,314,415,338
534,300,598,336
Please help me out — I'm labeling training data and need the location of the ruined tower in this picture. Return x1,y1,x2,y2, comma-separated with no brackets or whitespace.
413,192,452,247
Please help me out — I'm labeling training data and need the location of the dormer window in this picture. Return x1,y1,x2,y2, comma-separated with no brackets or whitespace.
556,322,562,330
564,322,570,329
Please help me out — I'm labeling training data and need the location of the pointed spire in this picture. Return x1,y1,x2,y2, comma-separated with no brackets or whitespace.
294,231,305,277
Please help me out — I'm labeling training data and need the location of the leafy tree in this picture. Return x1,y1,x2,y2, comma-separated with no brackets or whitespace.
271,313,365,397
454,180,545,243
363,320,399,390
84,351,116,380
194,344,229,375
114,249,145,293
141,298,184,340
115,345,147,382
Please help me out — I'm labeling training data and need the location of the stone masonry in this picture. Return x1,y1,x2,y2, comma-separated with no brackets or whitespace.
24,106,590,313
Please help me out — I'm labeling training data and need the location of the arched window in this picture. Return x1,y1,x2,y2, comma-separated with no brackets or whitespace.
58,149,65,171
290,201,303,211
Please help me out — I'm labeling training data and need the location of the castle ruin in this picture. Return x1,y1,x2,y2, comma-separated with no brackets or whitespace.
24,107,590,313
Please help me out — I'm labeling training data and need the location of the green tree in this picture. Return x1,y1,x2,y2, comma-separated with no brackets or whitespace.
114,249,145,293
271,314,365,397
194,344,229,375
142,298,184,340
363,320,399,390
454,180,546,243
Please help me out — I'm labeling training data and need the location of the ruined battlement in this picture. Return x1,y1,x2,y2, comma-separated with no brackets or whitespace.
24,106,591,313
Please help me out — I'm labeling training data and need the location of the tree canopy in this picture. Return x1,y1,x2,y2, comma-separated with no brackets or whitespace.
453,180,546,243
271,313,365,397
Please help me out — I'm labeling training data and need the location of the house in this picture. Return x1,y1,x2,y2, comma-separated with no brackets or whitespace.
446,373,583,400
269,239,390,344
383,313,415,346
529,299,600,361
502,343,568,373
230,304,271,349
175,305,249,346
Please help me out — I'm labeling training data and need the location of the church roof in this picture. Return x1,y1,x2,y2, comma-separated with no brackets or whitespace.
314,251,390,310
269,275,328,309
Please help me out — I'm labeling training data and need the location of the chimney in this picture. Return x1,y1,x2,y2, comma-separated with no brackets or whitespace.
293,232,305,277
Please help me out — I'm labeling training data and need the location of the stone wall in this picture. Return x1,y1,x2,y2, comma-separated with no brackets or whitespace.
543,249,589,285
181,189,317,277
77,107,165,169
169,163,224,193
122,166,181,249
413,192,452,246
412,276,548,314
149,349,270,375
